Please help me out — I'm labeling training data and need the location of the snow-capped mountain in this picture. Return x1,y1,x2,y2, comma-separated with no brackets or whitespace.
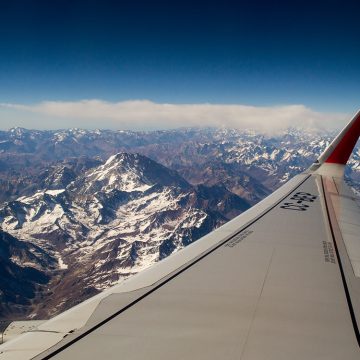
0,153,250,319
70,153,191,195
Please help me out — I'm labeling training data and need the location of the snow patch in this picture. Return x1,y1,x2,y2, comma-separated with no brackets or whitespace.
45,189,65,196
58,256,68,270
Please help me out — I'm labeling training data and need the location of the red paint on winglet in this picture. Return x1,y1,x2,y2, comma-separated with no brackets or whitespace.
325,112,360,164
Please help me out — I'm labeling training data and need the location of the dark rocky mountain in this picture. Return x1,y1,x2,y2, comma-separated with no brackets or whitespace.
180,161,270,205
0,157,102,203
0,229,58,319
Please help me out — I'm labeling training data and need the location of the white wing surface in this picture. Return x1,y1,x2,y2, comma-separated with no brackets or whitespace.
1,112,360,359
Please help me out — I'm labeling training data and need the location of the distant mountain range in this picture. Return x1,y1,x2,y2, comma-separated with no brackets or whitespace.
1,126,359,195
0,127,359,319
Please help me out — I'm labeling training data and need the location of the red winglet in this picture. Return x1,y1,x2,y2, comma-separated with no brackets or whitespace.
322,111,360,165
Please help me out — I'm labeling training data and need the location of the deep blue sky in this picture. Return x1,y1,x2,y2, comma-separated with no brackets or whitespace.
0,0,359,112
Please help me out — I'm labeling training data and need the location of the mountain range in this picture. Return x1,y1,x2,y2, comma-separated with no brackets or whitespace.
0,152,250,319
0,126,359,319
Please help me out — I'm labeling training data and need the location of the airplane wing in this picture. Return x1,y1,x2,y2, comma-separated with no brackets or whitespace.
1,111,360,359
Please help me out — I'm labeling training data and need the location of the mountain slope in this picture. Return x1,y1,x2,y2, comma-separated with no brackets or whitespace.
0,229,57,319
0,153,250,318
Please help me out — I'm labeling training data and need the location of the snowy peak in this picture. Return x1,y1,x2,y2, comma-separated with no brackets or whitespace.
76,153,190,194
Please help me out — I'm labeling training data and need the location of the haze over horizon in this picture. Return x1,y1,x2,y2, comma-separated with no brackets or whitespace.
0,0,359,131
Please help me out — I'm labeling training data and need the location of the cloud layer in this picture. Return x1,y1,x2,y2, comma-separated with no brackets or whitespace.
0,100,347,133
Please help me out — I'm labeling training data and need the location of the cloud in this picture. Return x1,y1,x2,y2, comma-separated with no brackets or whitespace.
0,99,347,133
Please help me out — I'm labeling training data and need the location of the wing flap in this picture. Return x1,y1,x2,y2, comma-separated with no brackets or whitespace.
322,176,360,345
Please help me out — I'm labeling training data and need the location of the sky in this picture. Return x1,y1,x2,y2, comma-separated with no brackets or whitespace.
0,0,359,131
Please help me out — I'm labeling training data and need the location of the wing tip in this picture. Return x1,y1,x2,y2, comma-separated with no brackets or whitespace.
318,110,360,166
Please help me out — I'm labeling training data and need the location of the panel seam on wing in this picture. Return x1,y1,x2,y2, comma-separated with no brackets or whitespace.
239,248,275,360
